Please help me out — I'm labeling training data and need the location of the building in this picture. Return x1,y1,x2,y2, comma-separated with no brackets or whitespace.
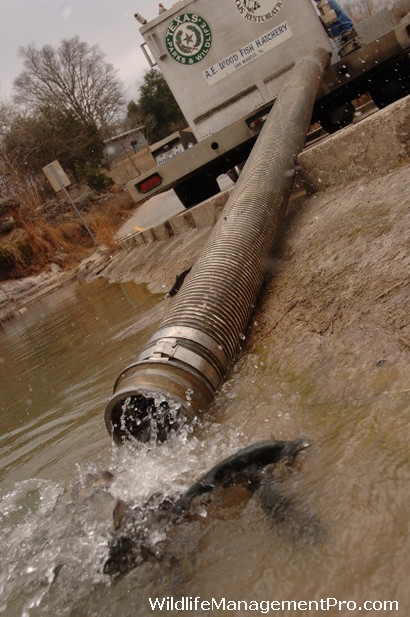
103,127,147,165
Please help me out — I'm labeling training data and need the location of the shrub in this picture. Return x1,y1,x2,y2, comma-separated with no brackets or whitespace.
81,168,114,193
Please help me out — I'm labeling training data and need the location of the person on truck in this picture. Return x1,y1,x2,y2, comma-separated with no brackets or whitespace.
315,0,356,42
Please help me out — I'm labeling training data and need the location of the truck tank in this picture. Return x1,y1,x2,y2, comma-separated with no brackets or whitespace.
139,0,333,140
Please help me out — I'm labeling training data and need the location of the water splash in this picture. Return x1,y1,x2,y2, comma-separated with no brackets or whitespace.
118,392,190,443
0,422,242,616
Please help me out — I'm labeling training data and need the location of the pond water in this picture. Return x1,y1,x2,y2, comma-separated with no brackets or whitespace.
0,278,409,617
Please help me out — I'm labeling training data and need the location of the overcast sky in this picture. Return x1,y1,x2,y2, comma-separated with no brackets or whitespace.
0,0,165,102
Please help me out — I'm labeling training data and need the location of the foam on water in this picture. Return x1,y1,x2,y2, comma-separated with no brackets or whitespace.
0,420,241,616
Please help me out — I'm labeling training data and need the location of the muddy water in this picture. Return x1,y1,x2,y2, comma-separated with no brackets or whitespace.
0,279,409,617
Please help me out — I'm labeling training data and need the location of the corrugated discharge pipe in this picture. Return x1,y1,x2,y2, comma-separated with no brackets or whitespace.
105,48,330,444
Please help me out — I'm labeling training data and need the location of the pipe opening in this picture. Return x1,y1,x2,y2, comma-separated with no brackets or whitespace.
109,392,189,444
105,359,215,445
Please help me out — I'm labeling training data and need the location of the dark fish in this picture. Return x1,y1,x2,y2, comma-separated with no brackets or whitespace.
175,438,309,512
103,438,314,578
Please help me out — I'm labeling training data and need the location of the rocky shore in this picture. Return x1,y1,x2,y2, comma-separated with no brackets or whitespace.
0,264,76,322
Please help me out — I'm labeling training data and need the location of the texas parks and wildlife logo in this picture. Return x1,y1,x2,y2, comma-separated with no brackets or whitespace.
165,13,212,64
235,0,286,22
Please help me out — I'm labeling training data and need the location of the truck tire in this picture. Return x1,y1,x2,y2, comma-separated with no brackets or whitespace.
369,57,410,109
316,101,355,134
227,163,246,183
174,174,220,209
227,167,240,183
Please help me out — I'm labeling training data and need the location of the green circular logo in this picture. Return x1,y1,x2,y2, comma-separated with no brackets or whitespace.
165,13,212,64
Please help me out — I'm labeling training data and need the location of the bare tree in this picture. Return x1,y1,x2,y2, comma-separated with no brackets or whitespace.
4,107,105,183
14,37,125,133
0,102,26,196
0,101,41,207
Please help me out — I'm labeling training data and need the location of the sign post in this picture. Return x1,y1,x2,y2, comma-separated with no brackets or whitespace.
42,160,98,246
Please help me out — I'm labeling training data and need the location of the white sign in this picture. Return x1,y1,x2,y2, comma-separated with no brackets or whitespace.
234,0,287,23
203,21,292,85
42,160,71,193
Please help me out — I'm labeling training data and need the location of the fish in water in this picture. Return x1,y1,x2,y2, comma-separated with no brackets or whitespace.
174,438,308,510
103,438,322,578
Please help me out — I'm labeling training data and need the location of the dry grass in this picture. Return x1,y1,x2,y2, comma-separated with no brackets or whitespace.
0,189,136,280
85,193,134,248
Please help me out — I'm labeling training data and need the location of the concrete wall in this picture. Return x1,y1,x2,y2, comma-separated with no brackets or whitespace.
117,95,410,250
298,95,410,191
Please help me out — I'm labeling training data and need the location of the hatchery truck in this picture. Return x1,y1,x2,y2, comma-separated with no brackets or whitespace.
127,0,410,207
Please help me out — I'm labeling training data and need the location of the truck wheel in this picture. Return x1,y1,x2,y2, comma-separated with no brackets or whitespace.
227,163,245,183
227,167,240,183
369,57,410,109
317,101,355,134
174,174,220,209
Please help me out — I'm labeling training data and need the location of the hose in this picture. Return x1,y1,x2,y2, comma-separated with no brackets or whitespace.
105,48,330,444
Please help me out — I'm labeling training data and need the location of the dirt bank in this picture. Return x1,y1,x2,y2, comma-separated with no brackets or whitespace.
251,164,409,405
0,264,76,322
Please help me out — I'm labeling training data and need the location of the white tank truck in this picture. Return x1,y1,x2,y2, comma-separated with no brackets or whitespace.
127,0,410,208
